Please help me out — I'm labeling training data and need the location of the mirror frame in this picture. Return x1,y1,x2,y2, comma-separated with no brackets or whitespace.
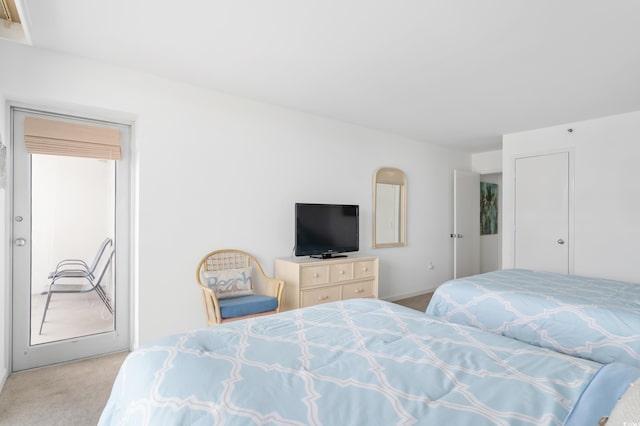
373,167,407,248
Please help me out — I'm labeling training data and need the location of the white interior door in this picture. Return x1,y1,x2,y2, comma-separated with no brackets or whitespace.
514,152,570,274
11,107,131,371
453,170,480,279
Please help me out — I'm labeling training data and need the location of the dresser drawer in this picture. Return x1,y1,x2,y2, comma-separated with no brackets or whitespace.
329,263,354,283
354,260,376,279
300,265,329,287
301,286,341,307
342,280,375,300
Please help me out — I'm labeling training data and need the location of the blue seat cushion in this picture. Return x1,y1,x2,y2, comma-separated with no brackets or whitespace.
219,294,278,319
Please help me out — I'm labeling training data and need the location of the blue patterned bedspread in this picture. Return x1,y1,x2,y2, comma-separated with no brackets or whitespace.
100,299,632,426
426,269,640,367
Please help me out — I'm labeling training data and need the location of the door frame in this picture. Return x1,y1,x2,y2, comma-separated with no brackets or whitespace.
512,148,575,274
7,101,136,371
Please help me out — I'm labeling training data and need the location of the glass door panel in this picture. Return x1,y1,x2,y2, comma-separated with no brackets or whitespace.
30,154,116,345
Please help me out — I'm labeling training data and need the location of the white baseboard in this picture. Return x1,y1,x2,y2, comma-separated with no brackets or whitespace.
383,288,436,303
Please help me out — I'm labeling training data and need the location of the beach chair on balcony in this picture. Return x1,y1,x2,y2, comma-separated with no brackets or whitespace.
47,237,112,282
39,245,115,334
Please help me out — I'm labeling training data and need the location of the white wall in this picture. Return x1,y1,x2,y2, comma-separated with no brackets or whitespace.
0,40,470,357
472,150,502,174
503,111,640,282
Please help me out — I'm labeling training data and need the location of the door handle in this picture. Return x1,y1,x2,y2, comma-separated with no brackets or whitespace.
15,238,26,246
557,239,565,245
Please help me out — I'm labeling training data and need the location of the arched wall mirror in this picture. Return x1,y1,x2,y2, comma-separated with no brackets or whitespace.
373,167,407,248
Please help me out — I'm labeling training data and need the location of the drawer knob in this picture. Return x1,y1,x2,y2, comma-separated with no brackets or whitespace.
354,288,364,294
339,270,345,275
318,295,329,301
313,273,319,278
362,267,368,271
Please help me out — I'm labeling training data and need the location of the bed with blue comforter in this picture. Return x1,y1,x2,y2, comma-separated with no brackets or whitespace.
100,299,638,425
426,269,640,368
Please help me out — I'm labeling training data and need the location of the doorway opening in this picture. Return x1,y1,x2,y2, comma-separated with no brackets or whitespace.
453,170,502,279
479,173,502,274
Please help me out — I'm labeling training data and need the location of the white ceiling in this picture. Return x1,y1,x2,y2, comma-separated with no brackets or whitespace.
17,0,640,152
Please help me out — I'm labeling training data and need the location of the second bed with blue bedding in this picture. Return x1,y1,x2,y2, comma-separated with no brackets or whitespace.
426,268,640,367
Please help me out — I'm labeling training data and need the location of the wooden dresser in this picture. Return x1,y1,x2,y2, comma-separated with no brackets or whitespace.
275,254,378,311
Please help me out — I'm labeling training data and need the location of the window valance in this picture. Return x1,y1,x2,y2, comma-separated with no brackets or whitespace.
24,116,121,160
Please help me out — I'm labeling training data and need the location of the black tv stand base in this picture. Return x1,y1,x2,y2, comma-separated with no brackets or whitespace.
310,254,348,259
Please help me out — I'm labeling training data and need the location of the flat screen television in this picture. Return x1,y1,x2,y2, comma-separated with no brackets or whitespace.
295,203,359,258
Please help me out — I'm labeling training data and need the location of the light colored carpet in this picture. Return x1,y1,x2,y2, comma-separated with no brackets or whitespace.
393,292,433,312
0,351,128,426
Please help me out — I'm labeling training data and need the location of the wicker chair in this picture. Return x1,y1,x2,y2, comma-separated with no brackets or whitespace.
196,249,285,325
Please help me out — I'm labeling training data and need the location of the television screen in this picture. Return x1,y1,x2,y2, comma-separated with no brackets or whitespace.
295,203,359,258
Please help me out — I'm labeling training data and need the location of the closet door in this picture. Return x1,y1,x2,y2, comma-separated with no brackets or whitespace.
514,152,571,274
